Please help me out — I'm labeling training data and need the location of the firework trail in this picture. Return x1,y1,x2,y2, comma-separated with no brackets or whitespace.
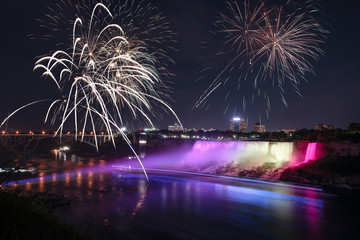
2,0,181,181
195,0,328,117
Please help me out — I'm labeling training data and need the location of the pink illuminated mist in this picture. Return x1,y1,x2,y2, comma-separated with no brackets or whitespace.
124,141,295,172
304,143,318,163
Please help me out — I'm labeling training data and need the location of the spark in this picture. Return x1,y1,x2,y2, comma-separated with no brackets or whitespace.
2,0,182,181
196,0,327,116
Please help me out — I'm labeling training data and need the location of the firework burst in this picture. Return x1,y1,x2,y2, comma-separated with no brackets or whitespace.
195,0,328,118
2,0,181,181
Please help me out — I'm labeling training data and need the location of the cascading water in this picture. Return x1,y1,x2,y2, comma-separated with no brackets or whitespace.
117,140,327,176
180,141,294,170
292,142,320,167
303,142,318,164
128,140,295,172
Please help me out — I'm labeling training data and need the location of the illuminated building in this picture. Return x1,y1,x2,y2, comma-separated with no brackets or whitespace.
240,118,247,132
253,123,266,133
168,123,183,131
279,129,297,135
315,123,334,131
230,117,247,132
230,117,240,132
144,128,157,132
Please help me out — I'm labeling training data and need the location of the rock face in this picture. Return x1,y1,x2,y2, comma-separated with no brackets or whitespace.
279,161,360,190
324,142,360,156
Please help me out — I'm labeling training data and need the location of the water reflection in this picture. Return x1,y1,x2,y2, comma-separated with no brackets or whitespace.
52,172,57,182
38,172,45,192
10,158,357,240
76,171,82,188
65,171,70,187
88,172,93,189
305,189,323,239
130,183,148,220
25,181,31,191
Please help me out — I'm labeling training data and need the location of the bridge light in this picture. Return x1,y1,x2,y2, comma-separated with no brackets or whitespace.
15,131,19,134
79,131,82,135
1,131,5,135
67,131,71,135
29,131,33,135
42,131,45,135
90,131,94,135
101,132,104,135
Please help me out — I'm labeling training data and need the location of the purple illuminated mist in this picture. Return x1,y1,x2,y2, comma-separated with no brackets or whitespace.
121,141,320,172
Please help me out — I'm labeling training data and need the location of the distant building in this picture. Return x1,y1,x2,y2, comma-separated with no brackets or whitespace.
204,128,217,132
240,118,247,132
316,123,334,131
253,123,266,133
185,128,197,132
210,128,217,132
168,123,183,131
230,117,246,132
279,129,297,135
230,117,240,132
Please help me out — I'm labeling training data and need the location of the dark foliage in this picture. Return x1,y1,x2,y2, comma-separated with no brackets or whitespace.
0,189,98,240
280,155,360,185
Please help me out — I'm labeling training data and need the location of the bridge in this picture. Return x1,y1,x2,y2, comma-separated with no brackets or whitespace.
0,133,112,148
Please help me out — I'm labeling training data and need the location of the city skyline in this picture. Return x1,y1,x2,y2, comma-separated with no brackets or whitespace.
0,0,359,132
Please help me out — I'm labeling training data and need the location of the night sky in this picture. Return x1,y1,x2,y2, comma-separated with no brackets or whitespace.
1,0,360,132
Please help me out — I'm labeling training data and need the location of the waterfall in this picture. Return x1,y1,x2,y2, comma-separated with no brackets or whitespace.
304,143,317,163
181,141,294,170
127,140,298,171
121,140,325,172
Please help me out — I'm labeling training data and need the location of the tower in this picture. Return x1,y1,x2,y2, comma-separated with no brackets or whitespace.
240,118,247,132
230,117,240,131
230,117,246,132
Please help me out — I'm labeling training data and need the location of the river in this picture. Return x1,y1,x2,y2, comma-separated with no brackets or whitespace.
11,156,360,240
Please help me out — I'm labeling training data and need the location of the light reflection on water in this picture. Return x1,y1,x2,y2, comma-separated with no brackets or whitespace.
11,157,359,240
